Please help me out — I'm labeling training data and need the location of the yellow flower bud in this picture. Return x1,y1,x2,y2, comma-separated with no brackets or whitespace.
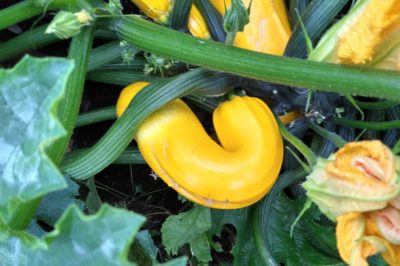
75,9,93,25
116,82,283,209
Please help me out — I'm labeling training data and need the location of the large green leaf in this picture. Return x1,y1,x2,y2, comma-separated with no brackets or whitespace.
0,204,146,266
161,205,212,263
210,207,263,266
161,205,262,265
0,56,74,221
266,194,344,265
34,176,84,227
28,176,84,237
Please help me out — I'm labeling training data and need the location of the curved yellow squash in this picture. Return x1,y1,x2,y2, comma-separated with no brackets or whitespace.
210,0,291,55
116,82,284,209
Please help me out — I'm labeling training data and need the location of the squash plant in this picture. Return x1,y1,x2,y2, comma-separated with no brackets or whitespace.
0,0,400,265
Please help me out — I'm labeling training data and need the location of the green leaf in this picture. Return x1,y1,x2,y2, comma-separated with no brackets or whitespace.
34,176,84,226
265,194,343,265
161,205,212,263
86,177,102,214
0,204,146,266
368,254,389,266
129,230,159,265
210,208,263,266
161,205,262,265
190,234,212,263
135,230,158,260
157,257,188,266
27,176,84,237
0,56,74,222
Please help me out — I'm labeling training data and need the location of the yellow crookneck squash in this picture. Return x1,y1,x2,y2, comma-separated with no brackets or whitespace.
116,82,284,209
130,0,211,39
209,0,291,55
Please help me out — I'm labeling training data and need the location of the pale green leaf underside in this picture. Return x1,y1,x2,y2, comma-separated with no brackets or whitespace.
0,204,146,266
0,56,73,220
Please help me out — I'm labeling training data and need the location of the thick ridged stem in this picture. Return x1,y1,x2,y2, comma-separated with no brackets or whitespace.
333,117,400,130
0,24,58,62
114,16,400,100
0,1,42,31
8,27,94,230
0,0,94,32
76,106,116,127
62,69,236,180
48,27,94,163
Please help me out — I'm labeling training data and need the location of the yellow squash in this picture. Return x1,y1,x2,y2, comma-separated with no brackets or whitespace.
131,0,211,39
116,82,284,209
209,0,291,55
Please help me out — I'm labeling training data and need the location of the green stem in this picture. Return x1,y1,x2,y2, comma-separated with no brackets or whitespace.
114,16,400,100
333,117,400,130
48,27,95,163
393,139,400,154
76,106,116,127
185,95,219,112
87,41,123,72
86,70,160,86
276,116,317,167
0,26,119,63
0,24,58,62
93,59,146,71
75,95,220,128
7,198,42,230
63,148,145,166
0,1,42,31
8,27,95,231
170,0,193,31
354,100,400,110
62,69,234,180
0,0,94,32
307,120,346,148
224,31,236,45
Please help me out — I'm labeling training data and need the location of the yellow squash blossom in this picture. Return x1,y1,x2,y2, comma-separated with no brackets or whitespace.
304,140,400,265
309,0,400,70
131,0,211,39
209,0,291,55
303,141,400,220
116,82,283,209
336,205,400,265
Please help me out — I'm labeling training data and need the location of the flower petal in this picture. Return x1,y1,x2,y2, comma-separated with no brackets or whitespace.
303,141,400,219
336,213,366,264
373,206,400,245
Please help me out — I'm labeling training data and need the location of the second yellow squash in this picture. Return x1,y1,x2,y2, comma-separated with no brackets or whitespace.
116,82,284,209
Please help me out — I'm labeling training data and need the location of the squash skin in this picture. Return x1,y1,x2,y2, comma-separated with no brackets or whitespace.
209,0,291,55
130,0,211,39
116,82,283,209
